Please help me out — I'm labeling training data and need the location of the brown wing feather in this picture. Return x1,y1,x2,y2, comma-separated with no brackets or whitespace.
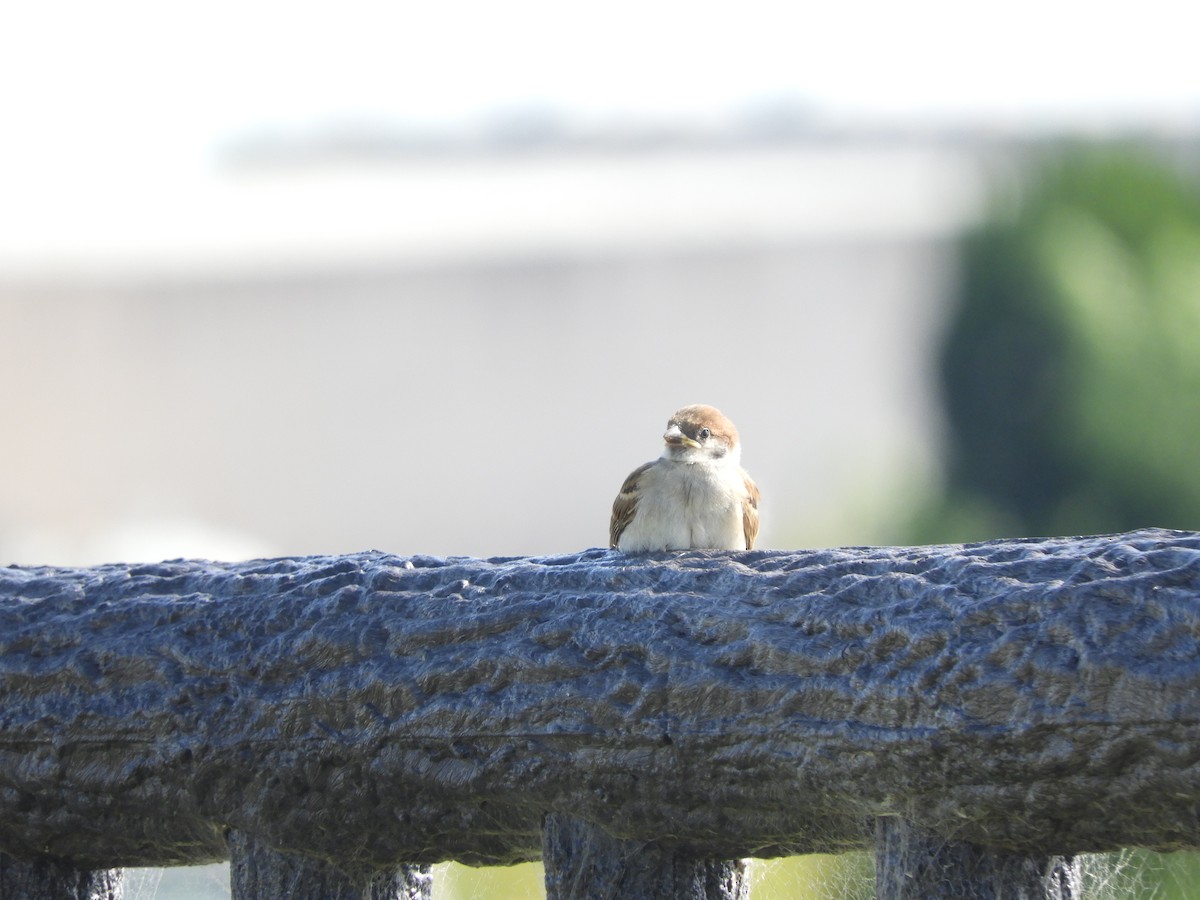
609,461,654,548
741,470,761,549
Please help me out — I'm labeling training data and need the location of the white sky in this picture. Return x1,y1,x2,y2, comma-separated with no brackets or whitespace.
1,0,1197,273
3,0,1198,179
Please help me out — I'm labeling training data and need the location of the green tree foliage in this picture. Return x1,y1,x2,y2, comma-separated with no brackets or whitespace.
925,145,1200,541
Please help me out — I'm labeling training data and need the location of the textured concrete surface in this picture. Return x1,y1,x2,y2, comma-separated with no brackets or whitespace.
0,853,123,900
2,529,1199,872
542,814,748,900
228,830,430,900
874,817,1077,899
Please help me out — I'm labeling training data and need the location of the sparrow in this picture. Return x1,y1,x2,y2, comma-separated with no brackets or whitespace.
610,404,760,552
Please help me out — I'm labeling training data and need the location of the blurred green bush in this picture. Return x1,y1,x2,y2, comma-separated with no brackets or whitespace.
917,144,1200,542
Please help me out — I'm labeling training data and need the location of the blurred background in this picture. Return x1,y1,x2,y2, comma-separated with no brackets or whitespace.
4,1,1200,897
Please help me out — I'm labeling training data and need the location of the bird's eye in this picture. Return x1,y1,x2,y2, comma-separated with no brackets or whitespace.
698,427,711,441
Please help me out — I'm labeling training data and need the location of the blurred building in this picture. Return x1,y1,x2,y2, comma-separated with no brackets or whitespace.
0,136,981,565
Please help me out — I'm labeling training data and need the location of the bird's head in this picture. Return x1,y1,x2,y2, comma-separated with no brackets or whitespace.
661,404,741,464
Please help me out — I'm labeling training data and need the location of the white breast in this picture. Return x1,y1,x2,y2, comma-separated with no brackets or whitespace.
617,458,747,551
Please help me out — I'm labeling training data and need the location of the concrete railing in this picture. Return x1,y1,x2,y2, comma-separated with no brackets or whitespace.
2,528,1199,899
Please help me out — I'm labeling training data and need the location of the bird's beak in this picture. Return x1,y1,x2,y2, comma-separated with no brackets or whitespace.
663,424,701,449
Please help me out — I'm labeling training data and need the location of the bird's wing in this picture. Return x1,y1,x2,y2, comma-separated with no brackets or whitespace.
609,461,655,548
741,471,761,550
